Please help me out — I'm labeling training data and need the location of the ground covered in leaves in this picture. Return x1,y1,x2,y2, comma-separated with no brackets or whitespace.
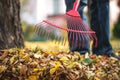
0,48,120,80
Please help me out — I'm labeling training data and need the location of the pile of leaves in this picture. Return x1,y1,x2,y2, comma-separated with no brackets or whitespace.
0,48,120,80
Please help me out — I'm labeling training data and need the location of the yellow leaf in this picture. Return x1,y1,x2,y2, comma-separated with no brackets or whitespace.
19,52,24,58
10,56,15,64
32,68,39,72
60,56,69,61
50,62,60,75
12,68,16,73
32,67,46,73
66,62,76,69
0,66,7,74
48,52,57,55
19,49,25,58
23,54,29,61
94,76,101,80
20,49,25,53
50,67,56,75
8,49,13,53
29,75,39,80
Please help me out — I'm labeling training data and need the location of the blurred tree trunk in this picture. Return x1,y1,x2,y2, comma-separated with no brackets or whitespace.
0,0,24,50
118,0,120,7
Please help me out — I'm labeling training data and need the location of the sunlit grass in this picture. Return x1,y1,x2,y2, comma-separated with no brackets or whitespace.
25,39,120,52
111,39,120,51
25,41,69,52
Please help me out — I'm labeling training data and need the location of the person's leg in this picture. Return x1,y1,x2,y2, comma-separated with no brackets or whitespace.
90,0,114,55
65,0,90,54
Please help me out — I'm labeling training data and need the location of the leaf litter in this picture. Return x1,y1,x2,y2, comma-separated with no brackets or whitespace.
0,48,120,80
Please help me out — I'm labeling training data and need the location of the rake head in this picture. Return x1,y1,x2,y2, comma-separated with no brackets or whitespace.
34,14,97,48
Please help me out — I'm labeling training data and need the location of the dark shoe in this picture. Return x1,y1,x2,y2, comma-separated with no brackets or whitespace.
108,53,120,60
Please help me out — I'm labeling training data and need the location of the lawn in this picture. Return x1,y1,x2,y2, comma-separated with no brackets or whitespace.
25,39,120,53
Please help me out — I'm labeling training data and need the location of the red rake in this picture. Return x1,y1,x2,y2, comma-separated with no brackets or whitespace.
34,0,97,48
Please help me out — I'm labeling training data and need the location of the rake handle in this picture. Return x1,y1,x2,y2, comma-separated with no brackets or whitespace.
73,0,80,11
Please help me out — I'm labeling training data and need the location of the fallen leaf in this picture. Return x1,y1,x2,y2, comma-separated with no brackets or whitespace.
50,61,60,75
0,66,7,74
82,58,93,66
28,75,39,80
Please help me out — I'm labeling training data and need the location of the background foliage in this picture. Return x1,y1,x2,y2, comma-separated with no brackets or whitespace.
113,15,120,39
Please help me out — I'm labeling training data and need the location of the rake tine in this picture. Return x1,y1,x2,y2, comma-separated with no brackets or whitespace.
75,24,79,48
62,37,66,46
79,33,82,48
79,33,81,48
46,32,49,39
55,36,60,45
93,33,98,47
82,33,85,48
34,23,41,32
75,32,78,48
57,37,61,45
44,31,49,40
69,22,75,47
56,36,60,44
89,33,96,47
34,25,37,32
72,32,74,48
40,29,45,37
51,32,54,41
62,37,64,45
63,37,67,46
34,26,39,33
80,22,90,48
86,34,89,48
67,31,69,46
54,34,58,44
77,23,82,48
47,33,50,39
60,37,63,45
62,37,64,46
75,26,78,48
37,28,43,36
89,34,94,47
64,38,67,46
67,20,72,46
54,40,57,44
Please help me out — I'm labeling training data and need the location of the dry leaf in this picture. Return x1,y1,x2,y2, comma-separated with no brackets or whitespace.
50,61,60,75
34,54,42,58
20,65,27,75
28,75,39,80
0,66,7,74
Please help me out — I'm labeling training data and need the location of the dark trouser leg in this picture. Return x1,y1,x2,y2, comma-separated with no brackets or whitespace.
90,0,114,55
65,0,90,54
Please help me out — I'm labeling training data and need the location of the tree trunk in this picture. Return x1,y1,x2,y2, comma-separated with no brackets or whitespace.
0,0,24,50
